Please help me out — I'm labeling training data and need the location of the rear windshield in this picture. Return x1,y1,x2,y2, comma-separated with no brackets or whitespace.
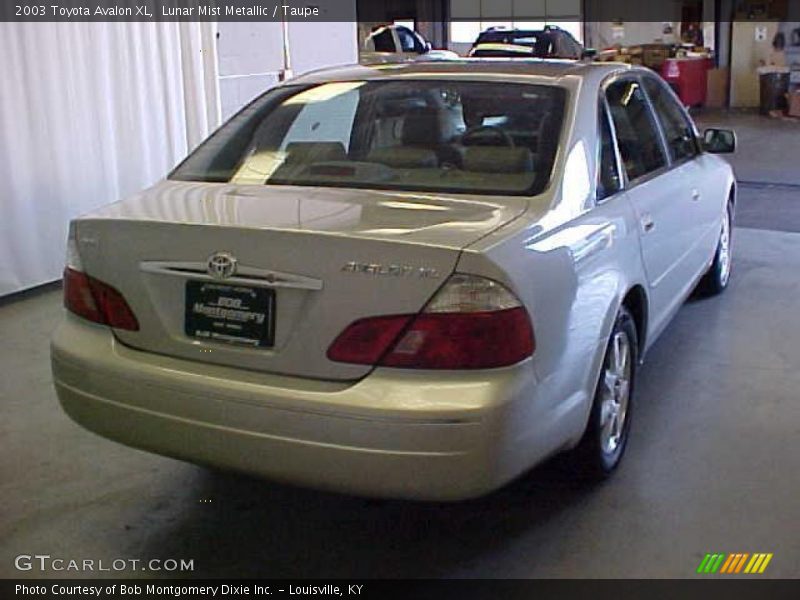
171,80,567,196
470,45,537,57
476,32,542,46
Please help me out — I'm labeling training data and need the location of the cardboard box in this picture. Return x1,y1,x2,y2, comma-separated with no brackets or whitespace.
627,44,671,68
643,46,670,70
706,67,730,109
789,90,800,118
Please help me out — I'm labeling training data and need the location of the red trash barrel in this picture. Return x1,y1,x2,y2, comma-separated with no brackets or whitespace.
661,58,712,107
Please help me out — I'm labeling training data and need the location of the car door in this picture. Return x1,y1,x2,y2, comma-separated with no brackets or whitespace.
604,76,693,333
641,74,721,274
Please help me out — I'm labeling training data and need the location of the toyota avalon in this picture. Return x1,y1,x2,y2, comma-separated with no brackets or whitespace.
51,60,736,500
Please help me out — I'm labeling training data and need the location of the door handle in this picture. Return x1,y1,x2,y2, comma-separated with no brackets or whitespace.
691,189,701,201
641,215,655,233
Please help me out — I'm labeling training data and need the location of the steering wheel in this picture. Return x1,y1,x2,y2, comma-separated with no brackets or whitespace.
462,125,515,148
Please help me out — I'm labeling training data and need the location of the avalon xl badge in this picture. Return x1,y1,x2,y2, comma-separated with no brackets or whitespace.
207,252,238,280
341,261,440,279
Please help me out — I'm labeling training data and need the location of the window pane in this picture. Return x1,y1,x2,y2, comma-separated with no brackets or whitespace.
450,21,481,44
605,80,667,181
393,20,415,31
396,28,418,52
643,77,698,162
171,81,567,196
513,21,546,31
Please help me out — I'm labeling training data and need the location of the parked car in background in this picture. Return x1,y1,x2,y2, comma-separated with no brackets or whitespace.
52,61,737,501
362,24,458,63
469,25,586,59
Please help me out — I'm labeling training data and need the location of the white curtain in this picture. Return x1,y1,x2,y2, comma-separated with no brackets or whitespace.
0,22,220,296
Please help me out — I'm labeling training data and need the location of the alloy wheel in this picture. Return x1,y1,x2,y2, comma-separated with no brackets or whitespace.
599,330,632,455
718,207,732,287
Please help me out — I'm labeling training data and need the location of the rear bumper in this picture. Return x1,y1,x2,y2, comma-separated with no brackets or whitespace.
51,316,560,500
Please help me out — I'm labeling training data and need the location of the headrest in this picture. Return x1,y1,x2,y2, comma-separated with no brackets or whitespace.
366,147,438,169
284,142,347,164
463,147,534,174
401,110,442,147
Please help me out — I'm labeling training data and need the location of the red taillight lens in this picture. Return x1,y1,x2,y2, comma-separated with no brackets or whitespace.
380,307,533,369
326,314,413,365
63,268,104,324
328,274,535,370
327,307,534,370
63,267,139,331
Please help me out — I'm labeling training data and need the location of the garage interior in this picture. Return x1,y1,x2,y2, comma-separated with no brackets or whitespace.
2,0,800,579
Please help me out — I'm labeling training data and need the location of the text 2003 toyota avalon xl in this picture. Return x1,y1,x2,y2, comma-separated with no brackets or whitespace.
51,61,736,500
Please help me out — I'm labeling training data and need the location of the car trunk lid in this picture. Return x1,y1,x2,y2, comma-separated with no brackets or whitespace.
72,181,528,380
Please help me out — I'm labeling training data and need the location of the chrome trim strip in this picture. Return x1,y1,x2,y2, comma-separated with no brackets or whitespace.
140,261,324,291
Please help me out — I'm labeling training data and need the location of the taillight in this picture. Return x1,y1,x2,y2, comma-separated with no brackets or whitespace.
327,274,534,370
63,267,139,331
323,314,412,365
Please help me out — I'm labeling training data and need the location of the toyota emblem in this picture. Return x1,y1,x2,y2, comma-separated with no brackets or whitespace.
206,252,238,280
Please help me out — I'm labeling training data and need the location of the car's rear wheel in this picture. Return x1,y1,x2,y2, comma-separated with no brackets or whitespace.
572,307,637,479
699,201,733,296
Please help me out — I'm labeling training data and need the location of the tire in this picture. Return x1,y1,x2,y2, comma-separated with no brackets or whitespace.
572,307,638,479
699,202,733,296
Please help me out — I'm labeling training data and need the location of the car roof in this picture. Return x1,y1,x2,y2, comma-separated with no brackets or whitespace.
290,60,634,89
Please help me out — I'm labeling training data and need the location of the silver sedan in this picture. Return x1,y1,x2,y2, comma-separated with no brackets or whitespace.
51,60,736,500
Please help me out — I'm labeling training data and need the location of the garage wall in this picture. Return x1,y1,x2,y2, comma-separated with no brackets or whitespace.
584,21,681,49
218,21,358,120
582,0,683,48
730,20,780,107
217,22,285,120
0,23,220,297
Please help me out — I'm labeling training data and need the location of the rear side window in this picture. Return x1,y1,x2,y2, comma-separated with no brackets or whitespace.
396,27,422,53
643,77,699,162
371,29,394,52
605,79,667,181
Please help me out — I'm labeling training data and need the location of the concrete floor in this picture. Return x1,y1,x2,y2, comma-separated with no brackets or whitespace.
2,112,800,579
693,109,800,186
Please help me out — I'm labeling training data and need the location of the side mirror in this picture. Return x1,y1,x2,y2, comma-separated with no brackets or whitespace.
581,48,597,60
703,128,736,154
424,41,432,53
